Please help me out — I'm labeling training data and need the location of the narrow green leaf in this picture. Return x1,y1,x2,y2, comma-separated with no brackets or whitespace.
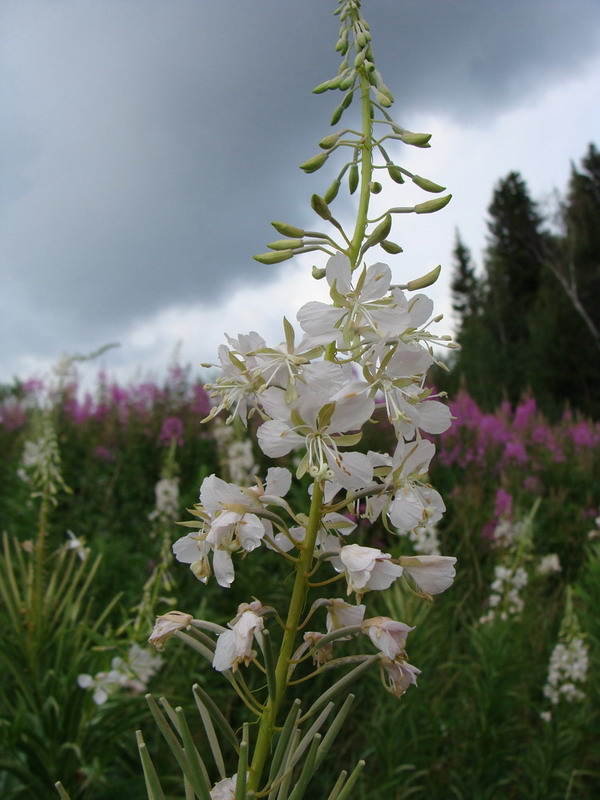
136,730,166,800
175,706,212,800
267,699,301,786
54,782,73,800
315,695,355,768
193,684,240,755
334,760,365,800
287,734,321,800
236,724,249,800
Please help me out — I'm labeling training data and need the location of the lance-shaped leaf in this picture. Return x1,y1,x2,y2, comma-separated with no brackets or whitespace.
193,683,240,755
287,733,322,800
136,730,166,800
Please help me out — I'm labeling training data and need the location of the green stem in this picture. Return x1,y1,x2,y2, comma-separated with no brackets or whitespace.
247,480,325,792
348,71,373,268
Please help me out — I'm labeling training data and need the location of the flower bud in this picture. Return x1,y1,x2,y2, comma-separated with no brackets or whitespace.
272,221,305,237
267,238,303,251
313,80,333,94
412,174,446,193
400,131,431,147
253,250,294,264
300,152,329,173
369,181,382,194
387,165,405,184
311,194,332,221
374,89,392,108
319,131,341,150
414,194,452,214
380,240,403,255
324,178,341,204
330,103,344,126
348,163,359,194
365,214,392,247
339,72,355,91
312,266,326,279
406,265,441,291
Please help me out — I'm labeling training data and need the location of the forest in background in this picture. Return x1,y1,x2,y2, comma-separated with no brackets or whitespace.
436,142,600,421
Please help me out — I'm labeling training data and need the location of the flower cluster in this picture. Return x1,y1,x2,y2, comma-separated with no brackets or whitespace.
543,636,589,707
77,643,163,705
479,565,528,625
148,476,180,524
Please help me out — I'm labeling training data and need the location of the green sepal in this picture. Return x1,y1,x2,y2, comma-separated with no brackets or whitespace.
333,432,363,447
300,152,329,173
283,316,295,351
268,238,304,251
253,250,294,264
295,452,308,480
317,402,336,429
412,174,446,193
414,194,452,214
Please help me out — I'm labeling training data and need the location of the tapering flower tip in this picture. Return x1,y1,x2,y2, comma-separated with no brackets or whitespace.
272,221,305,237
148,610,193,649
387,165,405,184
406,264,441,291
369,181,383,194
414,194,452,214
267,238,304,251
412,174,446,194
319,131,342,150
300,152,329,173
253,250,294,264
312,266,327,279
399,555,457,595
311,193,333,221
380,240,403,255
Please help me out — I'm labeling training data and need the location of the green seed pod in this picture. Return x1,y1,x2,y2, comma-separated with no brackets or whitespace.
412,174,446,193
267,238,304,251
253,250,294,265
348,163,359,194
414,194,452,214
387,165,405,184
311,194,332,221
312,266,326,280
369,181,382,194
319,131,341,150
401,131,432,147
380,240,403,254
300,152,329,173
324,179,341,204
271,221,305,237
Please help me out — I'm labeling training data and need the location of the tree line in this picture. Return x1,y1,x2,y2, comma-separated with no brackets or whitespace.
437,143,600,420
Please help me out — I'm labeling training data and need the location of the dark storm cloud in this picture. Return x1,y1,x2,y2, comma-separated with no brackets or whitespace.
1,0,600,370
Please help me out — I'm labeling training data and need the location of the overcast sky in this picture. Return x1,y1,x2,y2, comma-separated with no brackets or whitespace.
2,0,600,388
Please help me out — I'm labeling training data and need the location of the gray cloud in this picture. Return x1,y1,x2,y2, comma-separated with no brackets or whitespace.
1,0,600,374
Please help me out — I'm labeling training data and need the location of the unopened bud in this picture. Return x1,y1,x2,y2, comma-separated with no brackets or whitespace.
311,194,332,221
380,240,403,255
312,266,326,280
401,131,432,147
348,163,359,194
339,72,355,91
319,131,341,150
369,181,382,194
268,238,303,251
374,90,392,108
324,179,341,204
365,214,392,247
414,194,452,214
330,103,344,126
406,265,441,291
300,152,329,173
313,80,333,94
253,250,294,265
412,174,446,193
387,165,405,184
272,221,305,238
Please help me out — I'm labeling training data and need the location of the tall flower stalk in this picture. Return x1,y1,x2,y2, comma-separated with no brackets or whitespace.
55,3,458,798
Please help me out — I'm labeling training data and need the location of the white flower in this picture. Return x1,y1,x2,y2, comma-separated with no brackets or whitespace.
213,607,265,672
381,658,421,698
331,544,403,595
210,775,237,800
325,598,366,632
65,530,90,561
537,554,561,576
398,555,457,595
362,616,414,659
77,669,123,705
148,611,193,648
